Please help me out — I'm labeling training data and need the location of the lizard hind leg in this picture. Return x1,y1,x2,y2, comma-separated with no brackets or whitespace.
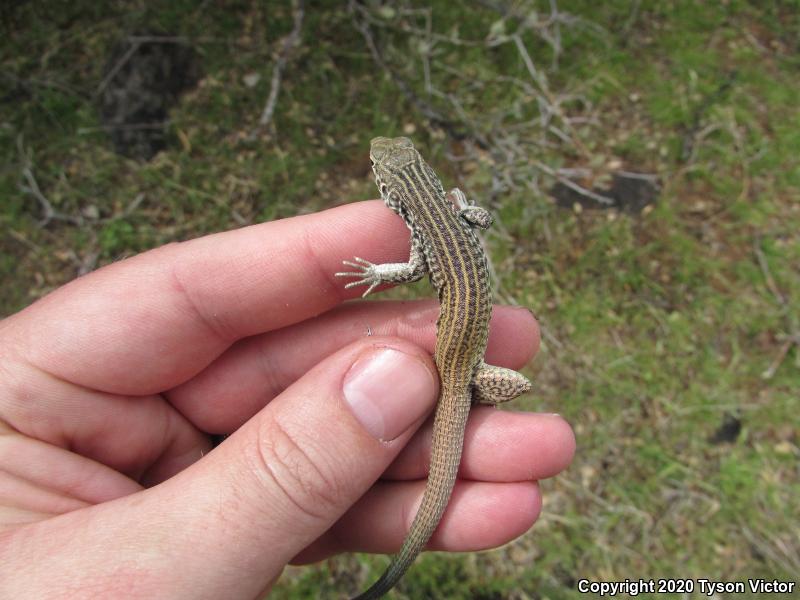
446,188,493,230
471,362,532,405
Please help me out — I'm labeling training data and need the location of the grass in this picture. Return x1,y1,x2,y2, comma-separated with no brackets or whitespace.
2,1,798,598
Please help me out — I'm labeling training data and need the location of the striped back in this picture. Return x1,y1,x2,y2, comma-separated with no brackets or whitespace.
370,137,492,386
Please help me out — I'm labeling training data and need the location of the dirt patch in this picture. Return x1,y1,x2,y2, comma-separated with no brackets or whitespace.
551,170,660,214
98,34,200,160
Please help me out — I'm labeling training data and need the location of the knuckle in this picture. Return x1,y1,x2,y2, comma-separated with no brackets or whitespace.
246,414,346,523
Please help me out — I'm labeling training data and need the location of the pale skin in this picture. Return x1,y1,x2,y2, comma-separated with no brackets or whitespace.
0,200,575,599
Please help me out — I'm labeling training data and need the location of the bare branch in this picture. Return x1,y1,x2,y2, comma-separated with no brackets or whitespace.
349,0,482,145
532,159,615,206
16,135,84,227
19,167,84,227
255,0,305,132
95,41,140,97
753,235,799,378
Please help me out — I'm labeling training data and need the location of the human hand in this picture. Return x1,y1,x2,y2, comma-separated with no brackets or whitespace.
0,201,574,598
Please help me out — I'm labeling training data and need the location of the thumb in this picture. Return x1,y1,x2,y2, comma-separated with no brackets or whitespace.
4,338,438,599
197,336,439,595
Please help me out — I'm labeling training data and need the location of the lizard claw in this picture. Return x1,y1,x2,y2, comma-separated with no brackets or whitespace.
335,257,383,297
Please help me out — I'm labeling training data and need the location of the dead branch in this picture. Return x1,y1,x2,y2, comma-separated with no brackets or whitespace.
95,41,141,97
753,235,799,378
255,0,305,132
16,135,85,229
348,0,478,145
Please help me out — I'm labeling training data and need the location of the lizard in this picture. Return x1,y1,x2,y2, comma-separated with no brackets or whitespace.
336,136,532,599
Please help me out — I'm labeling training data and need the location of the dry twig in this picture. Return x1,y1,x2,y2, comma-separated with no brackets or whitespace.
17,136,84,228
753,236,799,379
348,0,617,213
254,0,305,133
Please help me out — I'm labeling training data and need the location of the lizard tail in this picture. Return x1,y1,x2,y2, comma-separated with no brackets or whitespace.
352,390,471,600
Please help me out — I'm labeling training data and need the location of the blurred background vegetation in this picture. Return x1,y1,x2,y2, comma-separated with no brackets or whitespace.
1,1,798,598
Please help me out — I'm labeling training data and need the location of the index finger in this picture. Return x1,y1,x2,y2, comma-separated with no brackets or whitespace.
8,201,408,394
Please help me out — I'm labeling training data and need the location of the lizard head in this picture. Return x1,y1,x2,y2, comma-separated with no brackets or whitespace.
369,137,420,212
370,136,418,172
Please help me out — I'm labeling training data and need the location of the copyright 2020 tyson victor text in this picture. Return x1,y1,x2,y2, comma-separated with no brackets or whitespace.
577,578,796,596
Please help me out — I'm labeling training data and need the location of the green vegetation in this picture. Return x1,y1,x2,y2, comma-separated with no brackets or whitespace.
2,1,797,598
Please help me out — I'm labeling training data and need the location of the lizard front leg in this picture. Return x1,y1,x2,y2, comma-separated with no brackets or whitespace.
336,238,428,297
471,361,532,405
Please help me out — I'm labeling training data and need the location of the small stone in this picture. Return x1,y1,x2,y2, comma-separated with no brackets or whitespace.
243,72,261,88
82,204,100,219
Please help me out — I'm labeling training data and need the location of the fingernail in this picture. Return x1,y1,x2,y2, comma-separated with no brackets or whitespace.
344,347,437,441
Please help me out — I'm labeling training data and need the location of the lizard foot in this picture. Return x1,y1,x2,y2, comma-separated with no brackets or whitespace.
446,188,493,230
335,257,384,298
471,362,532,405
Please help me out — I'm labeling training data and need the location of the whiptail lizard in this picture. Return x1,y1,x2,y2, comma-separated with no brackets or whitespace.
336,136,532,599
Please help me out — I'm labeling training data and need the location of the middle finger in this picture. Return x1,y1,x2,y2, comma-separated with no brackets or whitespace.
166,300,539,433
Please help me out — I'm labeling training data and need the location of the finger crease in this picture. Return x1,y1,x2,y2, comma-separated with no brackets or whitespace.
168,264,233,344
252,416,337,524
